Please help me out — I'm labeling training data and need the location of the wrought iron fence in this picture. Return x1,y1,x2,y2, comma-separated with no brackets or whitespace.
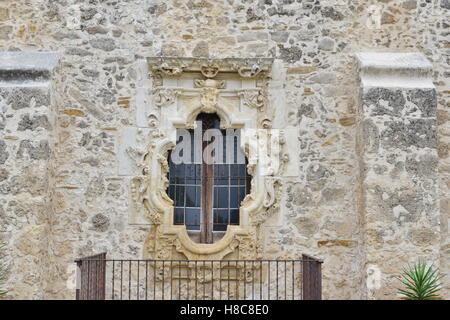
75,254,322,300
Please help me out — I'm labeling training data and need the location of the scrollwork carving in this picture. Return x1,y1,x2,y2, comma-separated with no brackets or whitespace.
153,88,179,107
239,89,267,110
238,64,262,78
152,62,184,76
140,57,289,262
200,65,219,78
194,79,226,113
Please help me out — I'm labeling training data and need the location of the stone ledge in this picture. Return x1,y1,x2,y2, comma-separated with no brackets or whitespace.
0,51,59,82
356,52,434,89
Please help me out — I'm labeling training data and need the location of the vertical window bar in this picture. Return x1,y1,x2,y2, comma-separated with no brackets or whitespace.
195,261,198,300
285,260,287,300
292,261,294,300
252,261,255,300
203,261,206,300
120,261,123,300
276,261,279,300
179,261,181,300
244,260,246,299
145,261,148,300
128,260,131,300
112,260,115,300
153,260,156,300
137,261,140,300
268,261,270,300
86,260,90,300
162,260,165,300
228,261,230,300
170,260,173,300
211,261,214,300
187,262,190,300
260,261,262,300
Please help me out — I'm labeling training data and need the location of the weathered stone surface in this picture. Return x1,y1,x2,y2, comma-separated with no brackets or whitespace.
279,45,302,63
91,214,110,232
380,119,437,150
0,88,50,110
318,37,335,51
0,26,12,40
357,52,441,300
16,140,51,160
89,38,116,51
0,140,8,164
321,7,345,21
0,1,447,301
17,114,51,131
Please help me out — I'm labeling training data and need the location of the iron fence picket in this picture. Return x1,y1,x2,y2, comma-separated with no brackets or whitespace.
75,257,322,300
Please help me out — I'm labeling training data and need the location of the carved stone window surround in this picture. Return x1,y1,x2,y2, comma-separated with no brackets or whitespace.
134,57,287,261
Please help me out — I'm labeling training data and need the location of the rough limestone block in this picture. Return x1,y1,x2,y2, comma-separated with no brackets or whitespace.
0,51,59,299
356,52,440,300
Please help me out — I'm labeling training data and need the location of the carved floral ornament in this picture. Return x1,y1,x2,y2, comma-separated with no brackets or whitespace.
134,57,285,261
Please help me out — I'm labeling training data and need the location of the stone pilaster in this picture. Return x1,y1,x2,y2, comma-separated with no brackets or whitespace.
0,52,59,299
356,53,440,299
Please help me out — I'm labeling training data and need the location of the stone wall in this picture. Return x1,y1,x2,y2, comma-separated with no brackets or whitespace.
0,52,59,299
357,52,441,299
0,0,448,300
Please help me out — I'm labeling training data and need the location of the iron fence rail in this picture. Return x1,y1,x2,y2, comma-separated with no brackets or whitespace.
75,255,322,300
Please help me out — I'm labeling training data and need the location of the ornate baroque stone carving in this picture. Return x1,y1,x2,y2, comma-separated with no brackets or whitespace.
194,79,226,113
239,89,267,110
136,57,285,261
153,88,179,107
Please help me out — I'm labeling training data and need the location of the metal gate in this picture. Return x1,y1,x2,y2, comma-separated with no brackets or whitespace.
75,253,322,300
302,254,322,300
75,252,106,300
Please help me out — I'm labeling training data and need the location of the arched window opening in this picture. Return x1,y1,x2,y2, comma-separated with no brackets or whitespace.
167,113,250,244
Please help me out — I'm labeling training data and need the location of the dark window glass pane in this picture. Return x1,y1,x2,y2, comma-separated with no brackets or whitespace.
230,164,239,185
196,186,201,207
185,208,200,230
175,185,185,206
214,164,228,185
233,136,238,164
214,187,228,208
238,164,246,176
174,164,185,184
230,209,239,224
174,207,184,225
239,186,246,205
213,188,218,209
190,131,195,162
185,186,197,207
169,115,249,241
169,161,176,183
185,164,196,184
213,224,227,232
222,131,226,164
168,185,175,201
230,187,239,208
214,209,228,224
195,164,201,184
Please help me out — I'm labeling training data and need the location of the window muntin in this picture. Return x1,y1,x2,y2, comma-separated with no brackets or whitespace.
167,113,250,243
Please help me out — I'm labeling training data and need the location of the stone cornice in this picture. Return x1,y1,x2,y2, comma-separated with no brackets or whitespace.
147,56,274,79
0,51,59,83
355,52,434,89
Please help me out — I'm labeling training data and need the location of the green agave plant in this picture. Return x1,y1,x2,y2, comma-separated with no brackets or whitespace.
397,261,444,300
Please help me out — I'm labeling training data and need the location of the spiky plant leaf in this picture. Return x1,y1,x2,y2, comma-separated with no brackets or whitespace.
396,261,444,300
